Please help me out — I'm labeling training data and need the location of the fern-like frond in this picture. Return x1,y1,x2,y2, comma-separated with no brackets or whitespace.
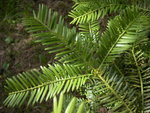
133,0,150,12
124,50,145,88
70,0,150,24
4,64,90,107
69,0,127,24
140,39,150,58
23,4,99,67
23,4,80,63
53,92,90,113
93,67,137,113
79,20,100,37
97,8,150,67
123,48,150,112
142,64,150,112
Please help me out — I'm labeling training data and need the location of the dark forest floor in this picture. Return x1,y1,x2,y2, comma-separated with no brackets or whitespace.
0,0,73,113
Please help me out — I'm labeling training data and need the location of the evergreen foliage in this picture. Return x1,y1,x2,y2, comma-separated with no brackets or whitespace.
3,0,150,112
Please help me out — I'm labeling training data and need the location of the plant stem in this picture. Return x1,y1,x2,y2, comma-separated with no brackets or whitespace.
131,48,144,113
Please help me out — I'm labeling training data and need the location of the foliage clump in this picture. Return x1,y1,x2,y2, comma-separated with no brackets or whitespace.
3,0,150,113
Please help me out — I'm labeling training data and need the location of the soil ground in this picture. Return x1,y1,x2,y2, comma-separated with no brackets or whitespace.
0,0,73,113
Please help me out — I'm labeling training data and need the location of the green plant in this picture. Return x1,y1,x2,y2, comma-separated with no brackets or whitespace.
3,0,150,113
52,92,90,113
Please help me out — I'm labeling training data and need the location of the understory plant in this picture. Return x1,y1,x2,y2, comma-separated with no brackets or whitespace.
3,0,150,113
